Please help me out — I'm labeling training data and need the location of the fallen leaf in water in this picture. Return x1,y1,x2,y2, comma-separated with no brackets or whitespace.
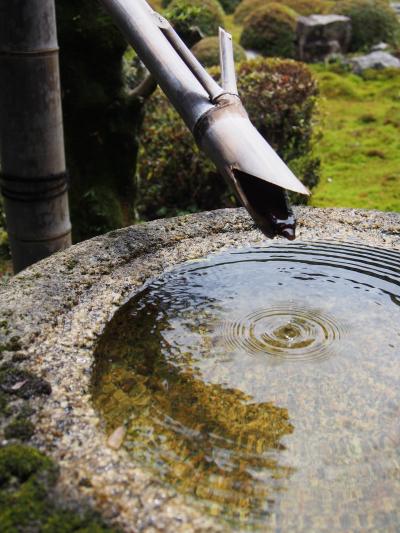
107,426,126,450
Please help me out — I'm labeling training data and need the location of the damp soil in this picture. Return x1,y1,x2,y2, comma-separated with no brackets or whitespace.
92,241,400,531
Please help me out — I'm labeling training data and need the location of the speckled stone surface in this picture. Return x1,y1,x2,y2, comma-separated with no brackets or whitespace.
0,207,399,532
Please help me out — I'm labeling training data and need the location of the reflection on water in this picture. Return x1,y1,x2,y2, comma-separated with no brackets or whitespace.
92,241,400,531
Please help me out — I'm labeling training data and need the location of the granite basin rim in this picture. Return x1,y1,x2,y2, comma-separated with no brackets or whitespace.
1,206,399,532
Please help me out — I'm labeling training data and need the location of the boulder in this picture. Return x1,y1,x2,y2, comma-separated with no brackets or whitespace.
390,2,400,18
349,51,400,74
297,14,351,62
371,42,389,52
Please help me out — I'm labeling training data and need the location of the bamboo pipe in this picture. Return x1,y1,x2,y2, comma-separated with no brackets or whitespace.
99,0,309,240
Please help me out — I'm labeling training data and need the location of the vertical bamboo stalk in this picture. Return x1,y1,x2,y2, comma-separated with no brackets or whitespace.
0,0,71,273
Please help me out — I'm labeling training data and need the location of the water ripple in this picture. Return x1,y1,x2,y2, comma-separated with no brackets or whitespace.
219,305,344,362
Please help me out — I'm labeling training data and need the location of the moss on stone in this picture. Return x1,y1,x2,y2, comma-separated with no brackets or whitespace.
0,336,21,353
0,445,117,532
0,393,10,417
0,444,56,486
4,417,35,441
42,511,117,532
0,319,9,330
0,359,116,530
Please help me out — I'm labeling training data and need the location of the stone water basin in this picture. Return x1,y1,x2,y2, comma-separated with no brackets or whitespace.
1,207,399,532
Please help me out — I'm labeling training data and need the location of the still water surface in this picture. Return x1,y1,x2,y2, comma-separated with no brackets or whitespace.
92,241,400,531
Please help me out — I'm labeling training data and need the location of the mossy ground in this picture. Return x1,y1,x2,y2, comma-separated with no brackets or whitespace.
310,65,400,211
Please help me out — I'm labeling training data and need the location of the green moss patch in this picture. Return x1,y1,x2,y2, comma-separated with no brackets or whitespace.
165,0,225,43
310,65,400,211
4,417,35,441
0,445,116,532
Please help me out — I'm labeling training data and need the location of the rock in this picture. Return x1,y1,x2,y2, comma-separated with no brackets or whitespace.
0,365,52,399
350,51,400,74
390,2,400,18
297,14,351,62
371,42,389,52
245,49,261,60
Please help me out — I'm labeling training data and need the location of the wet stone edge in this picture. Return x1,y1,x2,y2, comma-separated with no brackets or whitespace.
0,207,399,532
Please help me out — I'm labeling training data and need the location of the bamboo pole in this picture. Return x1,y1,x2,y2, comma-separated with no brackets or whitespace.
0,0,71,273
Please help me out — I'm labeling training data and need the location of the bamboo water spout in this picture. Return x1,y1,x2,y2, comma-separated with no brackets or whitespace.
100,0,309,239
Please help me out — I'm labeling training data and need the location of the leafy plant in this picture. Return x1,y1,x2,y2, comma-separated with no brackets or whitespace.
335,0,400,51
0,198,10,262
164,0,225,41
56,1,143,242
234,0,330,23
218,0,243,14
239,3,298,58
280,0,333,15
191,36,246,67
136,58,320,220
234,0,267,24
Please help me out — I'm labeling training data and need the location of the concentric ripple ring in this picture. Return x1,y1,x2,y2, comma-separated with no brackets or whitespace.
219,306,345,362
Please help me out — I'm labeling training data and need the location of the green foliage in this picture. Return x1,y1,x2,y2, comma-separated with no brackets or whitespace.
191,36,246,67
234,0,266,24
219,0,243,14
234,0,331,22
309,64,400,211
0,199,9,263
56,1,144,242
123,48,147,90
164,0,239,13
239,4,298,58
236,58,319,162
70,186,124,244
288,156,321,204
165,0,225,41
335,0,400,51
137,58,319,220
56,1,127,107
136,95,230,220
283,0,334,14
